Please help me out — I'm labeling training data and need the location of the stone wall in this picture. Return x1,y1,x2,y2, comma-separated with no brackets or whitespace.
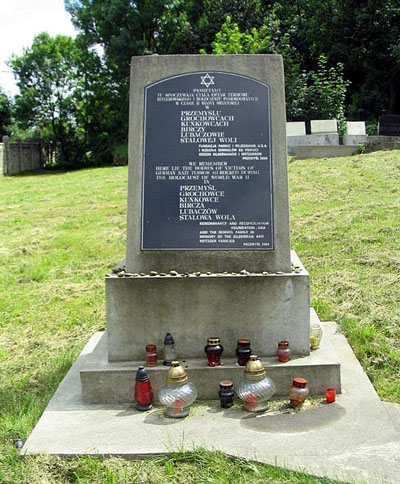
365,135,400,153
0,136,42,175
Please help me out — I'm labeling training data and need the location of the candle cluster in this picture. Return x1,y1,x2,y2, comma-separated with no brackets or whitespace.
134,329,335,417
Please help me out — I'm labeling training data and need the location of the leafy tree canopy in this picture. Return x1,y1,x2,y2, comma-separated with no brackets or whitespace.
6,0,400,167
8,32,119,166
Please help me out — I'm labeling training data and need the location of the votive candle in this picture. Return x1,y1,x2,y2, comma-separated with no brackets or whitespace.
326,387,336,403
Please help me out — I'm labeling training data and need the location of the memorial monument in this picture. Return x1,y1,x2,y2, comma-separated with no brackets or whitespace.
80,55,340,403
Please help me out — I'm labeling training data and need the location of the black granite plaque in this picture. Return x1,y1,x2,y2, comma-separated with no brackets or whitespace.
142,71,273,250
378,114,400,136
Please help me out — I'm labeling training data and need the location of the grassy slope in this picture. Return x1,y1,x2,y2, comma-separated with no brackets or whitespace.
0,151,398,483
289,151,400,401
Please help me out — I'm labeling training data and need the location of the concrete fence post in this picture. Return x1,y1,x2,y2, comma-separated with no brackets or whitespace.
17,138,22,174
2,135,9,175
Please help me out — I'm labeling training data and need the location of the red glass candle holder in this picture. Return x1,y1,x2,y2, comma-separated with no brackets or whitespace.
134,366,154,411
204,338,223,366
277,340,291,362
289,377,309,407
326,387,336,403
146,344,157,366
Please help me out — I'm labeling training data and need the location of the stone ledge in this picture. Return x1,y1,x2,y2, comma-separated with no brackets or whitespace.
106,250,310,361
81,309,340,403
296,145,358,159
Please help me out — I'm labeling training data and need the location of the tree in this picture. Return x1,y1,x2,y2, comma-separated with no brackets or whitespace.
207,16,349,125
271,0,400,117
8,33,115,166
64,0,268,66
64,0,270,143
62,0,399,144
301,55,350,131
0,88,12,138
65,0,172,83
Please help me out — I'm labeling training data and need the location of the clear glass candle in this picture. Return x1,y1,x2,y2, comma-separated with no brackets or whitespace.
163,332,175,366
159,361,197,418
237,355,275,412
310,322,322,349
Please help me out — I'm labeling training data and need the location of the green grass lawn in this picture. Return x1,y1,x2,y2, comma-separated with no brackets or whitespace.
0,151,399,483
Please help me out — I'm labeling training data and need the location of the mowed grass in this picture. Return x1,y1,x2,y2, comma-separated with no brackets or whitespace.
289,151,400,401
0,151,399,483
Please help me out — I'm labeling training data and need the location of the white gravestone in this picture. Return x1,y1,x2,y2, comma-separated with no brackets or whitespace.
344,121,367,146
347,121,366,135
311,119,337,134
286,122,306,137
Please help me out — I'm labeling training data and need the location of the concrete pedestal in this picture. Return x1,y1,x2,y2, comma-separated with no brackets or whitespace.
106,251,310,362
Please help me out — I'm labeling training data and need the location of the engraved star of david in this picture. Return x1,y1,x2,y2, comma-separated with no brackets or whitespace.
200,73,214,88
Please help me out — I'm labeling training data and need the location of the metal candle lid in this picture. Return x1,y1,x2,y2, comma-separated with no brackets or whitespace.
166,361,188,385
164,332,174,345
278,340,289,348
244,355,266,380
136,365,150,382
207,337,220,346
237,339,251,347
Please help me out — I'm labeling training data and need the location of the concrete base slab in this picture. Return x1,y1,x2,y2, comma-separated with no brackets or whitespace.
22,322,400,483
287,134,339,155
296,145,359,159
365,135,400,153
343,134,368,146
81,309,340,403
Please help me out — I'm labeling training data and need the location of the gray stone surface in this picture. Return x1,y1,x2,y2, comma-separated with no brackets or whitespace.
343,134,368,146
287,134,339,156
305,133,339,145
81,308,340,403
311,119,337,134
287,135,308,155
365,135,400,153
287,134,340,155
296,145,358,159
126,55,291,274
107,251,310,361
22,322,400,484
